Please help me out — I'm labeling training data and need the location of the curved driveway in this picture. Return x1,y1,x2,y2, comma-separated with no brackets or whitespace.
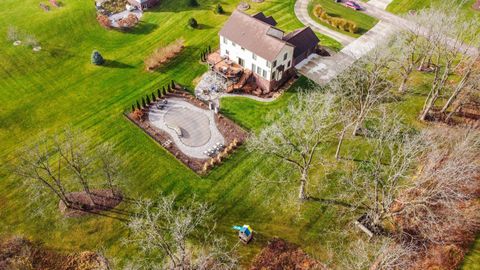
294,0,355,46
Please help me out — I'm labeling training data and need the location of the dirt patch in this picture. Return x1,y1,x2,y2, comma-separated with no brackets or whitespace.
250,238,325,270
0,236,110,270
473,0,480,10
59,189,123,217
126,88,248,174
425,106,480,130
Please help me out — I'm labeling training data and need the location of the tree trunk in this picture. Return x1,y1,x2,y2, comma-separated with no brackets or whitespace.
298,171,308,201
398,76,408,93
420,94,437,121
352,120,361,136
335,128,347,160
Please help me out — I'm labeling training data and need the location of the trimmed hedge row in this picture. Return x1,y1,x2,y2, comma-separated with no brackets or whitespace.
313,5,358,34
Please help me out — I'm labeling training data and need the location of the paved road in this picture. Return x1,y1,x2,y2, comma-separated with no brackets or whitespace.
295,0,400,85
294,0,355,46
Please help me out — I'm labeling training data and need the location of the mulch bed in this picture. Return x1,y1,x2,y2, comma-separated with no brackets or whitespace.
58,189,123,217
126,89,248,174
425,106,480,130
473,0,480,10
250,238,326,270
0,236,110,270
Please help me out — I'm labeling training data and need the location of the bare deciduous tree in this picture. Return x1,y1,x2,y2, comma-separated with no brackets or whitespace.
14,128,123,212
392,128,480,244
15,137,72,208
98,143,121,197
248,92,339,200
389,30,424,93
6,26,20,42
55,129,95,204
127,196,237,270
342,111,421,231
408,3,480,120
330,48,393,137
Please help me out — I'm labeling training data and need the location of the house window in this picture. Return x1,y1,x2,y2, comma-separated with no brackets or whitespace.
262,70,267,78
266,61,271,68
241,47,245,51
238,57,245,67
257,66,261,74
252,64,257,73
287,60,291,67
272,71,276,80
225,50,229,55
223,37,227,44
252,53,257,60
273,60,277,68
232,41,236,47
283,53,288,61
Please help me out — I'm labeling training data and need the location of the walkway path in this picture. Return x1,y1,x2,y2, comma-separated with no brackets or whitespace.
294,0,355,46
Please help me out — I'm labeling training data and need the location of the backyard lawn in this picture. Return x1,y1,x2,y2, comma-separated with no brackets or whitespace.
307,0,379,37
0,0,477,268
0,0,346,267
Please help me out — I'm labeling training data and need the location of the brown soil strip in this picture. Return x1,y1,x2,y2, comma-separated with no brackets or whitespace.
250,238,326,270
58,189,123,218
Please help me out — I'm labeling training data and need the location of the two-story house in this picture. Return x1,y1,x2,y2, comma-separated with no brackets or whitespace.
217,10,319,93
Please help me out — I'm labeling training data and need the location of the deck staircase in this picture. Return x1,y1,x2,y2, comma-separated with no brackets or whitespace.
226,69,252,93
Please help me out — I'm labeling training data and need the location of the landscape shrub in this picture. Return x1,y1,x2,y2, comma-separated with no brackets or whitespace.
188,18,198,29
215,4,224,14
145,38,185,71
96,14,111,29
313,5,358,34
91,50,105,65
188,0,199,7
101,0,128,13
117,14,139,29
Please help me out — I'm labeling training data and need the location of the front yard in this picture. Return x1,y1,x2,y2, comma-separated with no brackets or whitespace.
308,0,379,37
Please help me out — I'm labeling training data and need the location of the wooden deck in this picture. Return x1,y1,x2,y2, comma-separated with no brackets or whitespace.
207,51,244,80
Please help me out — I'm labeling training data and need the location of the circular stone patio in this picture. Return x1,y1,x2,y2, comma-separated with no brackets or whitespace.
148,98,225,159
164,107,211,147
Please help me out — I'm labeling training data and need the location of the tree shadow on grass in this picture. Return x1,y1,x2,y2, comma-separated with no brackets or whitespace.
120,21,158,35
308,196,364,210
104,60,134,69
197,24,213,30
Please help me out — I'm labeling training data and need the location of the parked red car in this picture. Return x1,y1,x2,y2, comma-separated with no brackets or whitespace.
345,1,362,10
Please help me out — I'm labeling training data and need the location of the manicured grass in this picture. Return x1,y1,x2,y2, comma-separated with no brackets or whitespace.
0,0,475,268
387,0,477,15
307,0,379,37
0,0,346,267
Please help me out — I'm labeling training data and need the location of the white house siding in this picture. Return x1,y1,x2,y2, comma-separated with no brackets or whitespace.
219,35,287,81
269,45,294,81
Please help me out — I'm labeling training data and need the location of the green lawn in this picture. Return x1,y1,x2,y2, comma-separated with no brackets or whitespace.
308,0,379,37
0,0,346,267
0,0,476,268
387,0,477,15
